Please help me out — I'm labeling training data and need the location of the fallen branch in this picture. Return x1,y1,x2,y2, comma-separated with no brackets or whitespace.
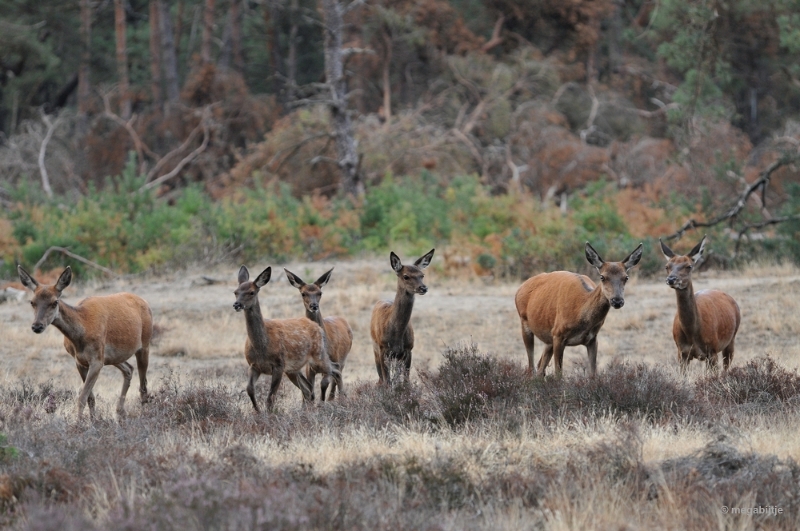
144,121,203,183
34,246,117,277
102,91,159,174
481,15,505,53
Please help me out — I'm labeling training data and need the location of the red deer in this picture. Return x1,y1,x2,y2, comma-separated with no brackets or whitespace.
284,267,353,400
370,249,434,384
233,265,342,412
660,236,741,372
515,242,643,377
17,265,152,419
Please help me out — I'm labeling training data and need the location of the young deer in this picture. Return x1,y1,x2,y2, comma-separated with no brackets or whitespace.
18,265,152,419
370,249,434,384
515,242,643,377
660,236,741,372
233,265,342,412
285,267,353,400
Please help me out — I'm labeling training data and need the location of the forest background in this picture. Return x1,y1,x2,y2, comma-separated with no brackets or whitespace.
3,0,800,278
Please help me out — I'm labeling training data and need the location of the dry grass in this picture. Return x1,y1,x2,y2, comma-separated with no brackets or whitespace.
1,260,799,529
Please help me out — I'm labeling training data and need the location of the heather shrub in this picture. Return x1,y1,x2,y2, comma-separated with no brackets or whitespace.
696,355,800,407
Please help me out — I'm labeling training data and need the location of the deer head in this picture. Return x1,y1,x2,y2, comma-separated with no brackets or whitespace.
284,267,333,315
585,242,643,309
390,249,434,295
233,265,271,312
18,265,72,334
660,236,706,291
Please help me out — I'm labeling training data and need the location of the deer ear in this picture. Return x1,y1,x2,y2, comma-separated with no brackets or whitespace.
623,243,643,271
660,239,675,260
254,267,272,288
18,265,38,291
237,265,250,284
284,269,305,289
390,252,403,273
414,249,435,269
585,242,604,269
55,266,72,293
315,267,333,288
689,235,707,264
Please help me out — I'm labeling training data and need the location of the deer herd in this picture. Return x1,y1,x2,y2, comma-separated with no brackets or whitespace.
15,235,742,420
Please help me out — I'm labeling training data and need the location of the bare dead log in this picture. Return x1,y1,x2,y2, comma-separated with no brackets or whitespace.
38,110,61,198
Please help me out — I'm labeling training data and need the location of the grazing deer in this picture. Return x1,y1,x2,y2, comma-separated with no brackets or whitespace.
233,265,342,412
17,265,152,419
660,236,741,372
285,267,353,400
515,242,643,377
370,249,435,384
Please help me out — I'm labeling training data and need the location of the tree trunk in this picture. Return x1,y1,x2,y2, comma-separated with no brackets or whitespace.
78,0,92,119
114,0,131,119
174,0,185,61
263,0,286,100
381,29,392,126
320,0,362,197
231,0,243,72
608,0,622,73
159,0,181,104
201,0,215,64
287,0,299,101
149,0,163,104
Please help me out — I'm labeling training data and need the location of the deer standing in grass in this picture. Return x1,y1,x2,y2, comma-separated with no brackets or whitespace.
515,242,643,377
285,267,352,400
660,236,741,372
233,265,342,412
17,265,152,419
370,249,434,384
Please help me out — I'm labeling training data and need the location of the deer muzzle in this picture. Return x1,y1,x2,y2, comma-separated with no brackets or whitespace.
610,297,624,309
233,301,244,312
31,322,46,334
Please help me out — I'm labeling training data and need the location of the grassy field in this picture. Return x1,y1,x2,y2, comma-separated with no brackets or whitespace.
1,259,800,530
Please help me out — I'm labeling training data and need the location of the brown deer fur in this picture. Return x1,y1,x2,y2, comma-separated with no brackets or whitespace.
18,265,152,419
370,249,434,384
515,242,643,377
660,236,741,372
285,267,353,400
233,265,342,412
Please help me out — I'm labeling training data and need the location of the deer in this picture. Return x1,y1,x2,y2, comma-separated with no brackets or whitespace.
17,265,152,420
514,242,643,377
233,265,342,412
660,236,741,373
370,249,435,384
284,267,353,400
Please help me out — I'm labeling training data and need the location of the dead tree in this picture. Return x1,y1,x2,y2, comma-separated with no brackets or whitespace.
663,152,800,256
319,0,363,197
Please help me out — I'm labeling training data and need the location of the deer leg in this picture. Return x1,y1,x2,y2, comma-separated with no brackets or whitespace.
78,359,103,420
135,347,149,403
537,344,554,377
246,366,262,413
113,361,134,417
402,349,413,382
374,345,389,384
286,372,314,405
306,365,318,402
552,339,566,378
521,320,536,374
706,352,719,374
678,347,691,375
265,369,285,411
75,363,96,417
722,342,734,372
586,337,598,378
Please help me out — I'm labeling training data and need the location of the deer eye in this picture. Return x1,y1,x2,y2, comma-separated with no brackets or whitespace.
51,302,58,308
599,275,605,281
625,276,629,281
403,275,410,280
30,301,35,307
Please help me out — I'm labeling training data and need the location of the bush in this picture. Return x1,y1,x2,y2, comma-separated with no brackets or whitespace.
696,355,800,407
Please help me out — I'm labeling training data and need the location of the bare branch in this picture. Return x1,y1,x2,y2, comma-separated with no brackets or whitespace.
664,153,800,241
140,116,210,192
734,215,800,256
102,91,159,173
34,246,117,277
343,0,366,14
144,121,203,183
341,47,375,58
38,109,62,199
481,15,505,53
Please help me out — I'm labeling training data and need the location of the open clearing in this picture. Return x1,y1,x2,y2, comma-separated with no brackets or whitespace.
1,260,800,530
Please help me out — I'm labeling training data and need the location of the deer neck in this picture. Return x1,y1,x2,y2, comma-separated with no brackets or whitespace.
51,300,87,343
306,307,324,328
582,285,611,326
674,280,700,337
244,299,270,352
389,283,415,337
